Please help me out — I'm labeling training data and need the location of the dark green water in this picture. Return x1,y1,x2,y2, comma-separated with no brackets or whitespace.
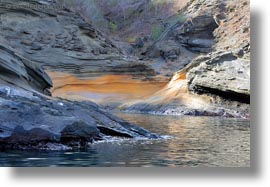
0,113,250,167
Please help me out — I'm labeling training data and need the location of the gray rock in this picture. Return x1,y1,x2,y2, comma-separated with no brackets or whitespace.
0,40,52,94
160,40,181,61
60,121,100,147
0,126,60,150
0,89,160,150
187,52,250,103
176,15,217,53
0,0,160,150
30,43,43,50
0,0,155,78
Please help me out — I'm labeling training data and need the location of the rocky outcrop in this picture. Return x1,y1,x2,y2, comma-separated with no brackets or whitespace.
0,38,52,94
176,15,217,53
185,0,250,104
60,121,100,147
187,52,250,103
117,0,250,118
0,44,159,150
0,0,250,132
0,86,160,150
0,41,159,150
119,70,250,118
0,48,159,150
0,0,155,78
135,0,223,77
0,0,161,150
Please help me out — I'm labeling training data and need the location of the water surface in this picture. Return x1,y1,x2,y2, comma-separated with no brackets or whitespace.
0,114,250,167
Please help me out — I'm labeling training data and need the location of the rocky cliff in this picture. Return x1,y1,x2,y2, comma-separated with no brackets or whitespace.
0,0,250,151
186,0,250,102
0,0,155,78
119,0,250,117
0,0,161,150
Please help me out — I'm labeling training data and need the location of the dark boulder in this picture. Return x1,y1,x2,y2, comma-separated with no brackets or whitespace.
60,121,100,147
0,126,59,150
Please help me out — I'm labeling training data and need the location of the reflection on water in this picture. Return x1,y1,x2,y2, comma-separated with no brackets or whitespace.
0,114,250,167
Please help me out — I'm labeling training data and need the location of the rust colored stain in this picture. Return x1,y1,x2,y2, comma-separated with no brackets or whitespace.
47,71,168,103
120,71,212,110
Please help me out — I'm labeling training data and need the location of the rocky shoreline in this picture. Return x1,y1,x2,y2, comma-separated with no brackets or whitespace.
0,87,160,150
0,0,250,150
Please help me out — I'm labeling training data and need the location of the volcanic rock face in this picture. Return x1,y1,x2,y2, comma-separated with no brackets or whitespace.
187,52,250,104
118,0,250,117
0,39,52,94
176,15,217,53
185,0,250,103
130,0,224,77
0,48,159,150
0,0,251,152
0,0,160,150
0,0,155,78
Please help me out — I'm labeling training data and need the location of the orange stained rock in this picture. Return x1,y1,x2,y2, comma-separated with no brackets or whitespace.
120,71,212,110
46,71,168,103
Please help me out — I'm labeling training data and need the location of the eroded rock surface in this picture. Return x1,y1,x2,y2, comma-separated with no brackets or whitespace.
0,1,160,150
118,0,250,117
0,0,155,78
187,52,250,103
0,0,251,152
0,39,52,94
0,86,159,150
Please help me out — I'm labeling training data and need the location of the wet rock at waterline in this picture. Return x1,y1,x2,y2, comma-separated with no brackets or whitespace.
60,121,100,147
0,90,160,150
